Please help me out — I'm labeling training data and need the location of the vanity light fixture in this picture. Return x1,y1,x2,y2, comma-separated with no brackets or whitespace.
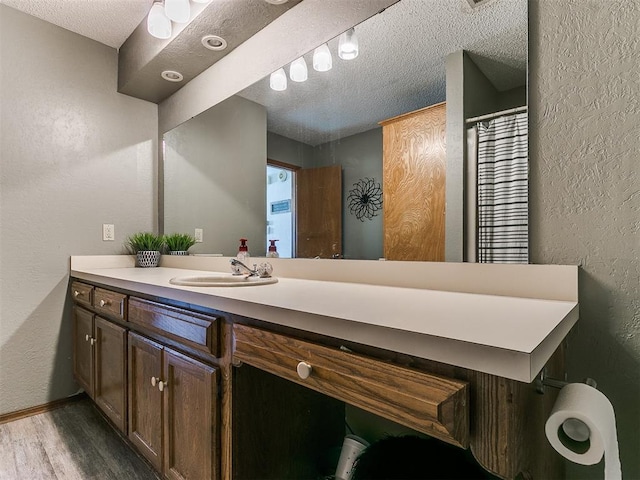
147,1,172,39
289,57,308,82
338,28,359,60
201,34,227,51
161,70,184,82
312,43,332,72
164,0,191,23
270,68,287,91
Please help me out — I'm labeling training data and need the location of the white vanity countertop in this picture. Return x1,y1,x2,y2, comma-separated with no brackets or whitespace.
70,256,579,383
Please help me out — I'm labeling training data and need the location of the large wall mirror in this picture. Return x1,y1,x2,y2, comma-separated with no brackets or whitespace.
163,0,527,261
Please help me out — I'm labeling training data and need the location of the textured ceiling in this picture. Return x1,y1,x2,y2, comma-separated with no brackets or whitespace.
1,0,153,48
238,0,527,146
118,0,302,103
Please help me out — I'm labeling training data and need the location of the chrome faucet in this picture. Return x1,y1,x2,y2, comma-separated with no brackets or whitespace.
230,259,258,276
230,259,274,278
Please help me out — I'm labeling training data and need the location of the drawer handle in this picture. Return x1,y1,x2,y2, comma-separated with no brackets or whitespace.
158,380,168,392
99,299,111,307
74,290,81,297
296,361,313,380
150,376,158,387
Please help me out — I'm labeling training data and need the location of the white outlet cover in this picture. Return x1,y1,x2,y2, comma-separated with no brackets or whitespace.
102,224,115,241
195,228,203,243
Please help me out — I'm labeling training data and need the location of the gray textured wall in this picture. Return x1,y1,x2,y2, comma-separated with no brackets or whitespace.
267,128,384,260
311,129,384,260
164,96,267,256
0,6,158,415
530,1,639,478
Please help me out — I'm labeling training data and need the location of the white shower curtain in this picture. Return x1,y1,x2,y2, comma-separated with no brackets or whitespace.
475,112,528,263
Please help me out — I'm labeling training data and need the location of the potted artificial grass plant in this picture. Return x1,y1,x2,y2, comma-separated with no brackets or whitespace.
164,233,196,256
126,232,164,267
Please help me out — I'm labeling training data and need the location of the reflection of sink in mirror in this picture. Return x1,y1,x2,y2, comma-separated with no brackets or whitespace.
169,274,278,287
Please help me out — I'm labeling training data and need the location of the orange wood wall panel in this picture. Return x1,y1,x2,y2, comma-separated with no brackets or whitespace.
381,102,446,261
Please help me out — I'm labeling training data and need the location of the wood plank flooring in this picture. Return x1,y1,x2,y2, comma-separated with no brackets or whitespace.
0,398,159,480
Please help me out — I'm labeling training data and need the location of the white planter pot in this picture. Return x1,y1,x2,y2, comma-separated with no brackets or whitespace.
136,250,161,267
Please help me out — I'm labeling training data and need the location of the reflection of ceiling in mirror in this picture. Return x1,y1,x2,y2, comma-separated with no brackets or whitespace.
238,0,527,146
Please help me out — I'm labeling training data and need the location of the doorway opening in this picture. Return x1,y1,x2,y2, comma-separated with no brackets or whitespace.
266,160,298,258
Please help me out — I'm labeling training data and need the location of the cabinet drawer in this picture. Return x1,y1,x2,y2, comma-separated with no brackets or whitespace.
94,288,127,320
128,298,220,357
233,324,469,448
71,281,93,307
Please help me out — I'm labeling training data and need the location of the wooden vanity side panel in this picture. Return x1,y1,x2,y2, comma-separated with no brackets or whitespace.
468,346,565,480
233,324,468,448
128,297,220,357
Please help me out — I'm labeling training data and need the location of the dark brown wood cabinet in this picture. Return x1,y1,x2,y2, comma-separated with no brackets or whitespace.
128,333,164,470
72,306,128,432
71,277,563,480
73,306,94,395
128,332,219,480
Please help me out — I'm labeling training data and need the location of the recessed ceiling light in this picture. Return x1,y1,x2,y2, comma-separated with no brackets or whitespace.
201,35,227,51
161,70,184,82
264,0,288,4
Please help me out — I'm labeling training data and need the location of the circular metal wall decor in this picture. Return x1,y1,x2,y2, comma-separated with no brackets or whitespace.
348,177,383,221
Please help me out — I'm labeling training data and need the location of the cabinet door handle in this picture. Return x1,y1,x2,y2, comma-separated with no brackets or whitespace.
99,299,111,307
296,361,313,380
85,334,90,342
90,337,96,346
158,381,168,392
150,376,157,387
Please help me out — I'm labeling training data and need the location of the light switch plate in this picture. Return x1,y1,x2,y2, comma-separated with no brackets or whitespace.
195,228,203,243
103,224,115,241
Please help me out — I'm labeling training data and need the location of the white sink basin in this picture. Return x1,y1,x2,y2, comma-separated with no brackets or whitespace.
169,273,277,287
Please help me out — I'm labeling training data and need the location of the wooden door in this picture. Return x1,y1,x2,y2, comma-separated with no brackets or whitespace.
73,306,94,398
163,348,218,480
128,333,164,471
296,165,342,258
94,316,127,433
381,102,446,261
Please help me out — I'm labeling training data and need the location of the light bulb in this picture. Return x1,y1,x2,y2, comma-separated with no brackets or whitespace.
165,0,190,23
289,57,308,82
313,44,332,72
147,2,172,39
270,68,287,91
338,28,359,60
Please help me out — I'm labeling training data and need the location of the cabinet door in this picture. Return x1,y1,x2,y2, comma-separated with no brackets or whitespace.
163,348,218,480
73,306,94,398
128,333,164,471
94,316,127,432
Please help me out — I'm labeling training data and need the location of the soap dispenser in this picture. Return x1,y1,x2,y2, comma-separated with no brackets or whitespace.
267,239,279,258
237,238,250,262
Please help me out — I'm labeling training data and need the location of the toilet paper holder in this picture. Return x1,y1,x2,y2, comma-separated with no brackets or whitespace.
536,368,597,395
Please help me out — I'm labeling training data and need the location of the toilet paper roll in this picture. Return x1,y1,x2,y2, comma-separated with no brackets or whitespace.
545,383,621,480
